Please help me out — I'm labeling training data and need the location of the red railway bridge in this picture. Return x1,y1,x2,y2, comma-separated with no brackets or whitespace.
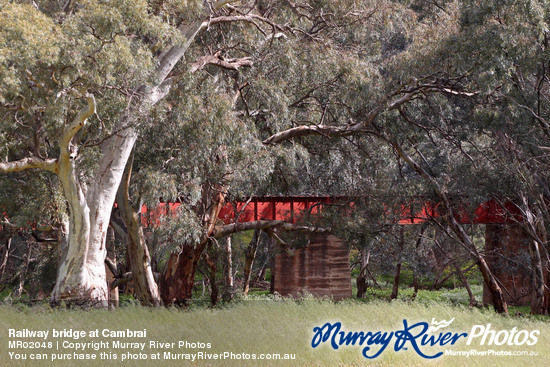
142,196,531,306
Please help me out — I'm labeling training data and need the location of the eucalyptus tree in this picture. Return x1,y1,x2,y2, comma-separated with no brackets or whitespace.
115,72,273,305
0,0,297,307
0,171,60,297
260,1,525,313
451,0,550,314
389,0,550,314
108,0,424,306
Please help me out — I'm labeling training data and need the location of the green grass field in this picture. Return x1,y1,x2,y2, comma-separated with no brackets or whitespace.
1,293,548,367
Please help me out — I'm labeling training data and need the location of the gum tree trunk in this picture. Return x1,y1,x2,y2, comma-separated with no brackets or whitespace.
51,103,138,307
204,242,220,306
50,25,200,305
113,157,162,306
242,229,260,295
221,236,233,302
529,239,546,314
160,184,226,306
356,248,370,298
161,245,201,306
390,226,404,300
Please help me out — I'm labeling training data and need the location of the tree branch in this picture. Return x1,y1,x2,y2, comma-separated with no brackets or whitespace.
59,94,96,163
0,156,57,173
104,257,119,278
208,14,286,33
212,220,330,238
263,84,477,145
155,13,285,86
191,51,253,73
110,272,133,290
0,220,17,228
263,124,364,145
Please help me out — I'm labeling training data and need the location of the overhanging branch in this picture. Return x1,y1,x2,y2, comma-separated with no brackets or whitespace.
263,84,477,145
0,156,57,173
212,220,330,238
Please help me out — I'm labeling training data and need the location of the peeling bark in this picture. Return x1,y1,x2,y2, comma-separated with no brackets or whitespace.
160,246,200,306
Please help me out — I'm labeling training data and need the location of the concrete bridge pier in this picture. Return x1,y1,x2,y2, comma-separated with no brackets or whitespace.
273,234,352,300
271,225,544,308
483,223,544,307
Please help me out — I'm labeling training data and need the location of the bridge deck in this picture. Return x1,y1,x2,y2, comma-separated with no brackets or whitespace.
141,197,522,227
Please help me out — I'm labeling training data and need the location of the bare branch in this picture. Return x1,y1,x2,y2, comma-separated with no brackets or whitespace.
208,14,286,32
191,51,253,73
0,156,57,173
265,229,289,247
263,123,365,145
110,272,133,290
104,257,119,278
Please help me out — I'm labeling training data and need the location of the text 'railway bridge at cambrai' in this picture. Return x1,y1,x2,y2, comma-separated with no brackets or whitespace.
140,195,534,307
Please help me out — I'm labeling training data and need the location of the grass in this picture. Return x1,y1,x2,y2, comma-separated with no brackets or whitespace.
1,294,549,367
354,284,484,305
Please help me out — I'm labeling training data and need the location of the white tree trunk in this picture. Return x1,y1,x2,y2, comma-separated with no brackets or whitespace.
1,4,267,308
51,123,137,307
222,236,233,302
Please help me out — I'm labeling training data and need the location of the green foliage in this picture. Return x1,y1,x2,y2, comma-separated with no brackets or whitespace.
0,1,60,102
0,171,59,227
2,0,550,309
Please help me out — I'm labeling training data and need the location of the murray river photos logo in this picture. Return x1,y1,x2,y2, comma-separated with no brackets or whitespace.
311,318,540,359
